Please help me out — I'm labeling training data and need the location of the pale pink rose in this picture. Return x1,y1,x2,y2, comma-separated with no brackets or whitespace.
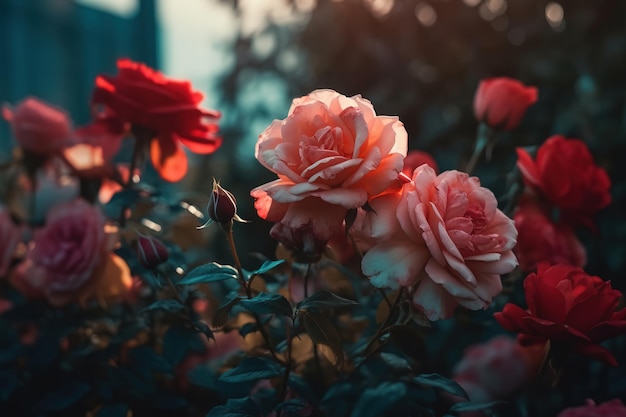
2,97,73,154
558,399,626,417
11,200,109,305
251,89,407,260
453,336,532,401
360,165,517,320
0,207,21,278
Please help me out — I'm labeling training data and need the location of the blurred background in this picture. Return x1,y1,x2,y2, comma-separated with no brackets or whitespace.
0,0,624,283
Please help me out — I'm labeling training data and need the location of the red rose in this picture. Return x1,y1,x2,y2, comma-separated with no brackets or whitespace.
473,77,538,131
513,195,586,272
92,59,221,182
494,264,626,366
402,150,438,177
516,136,611,229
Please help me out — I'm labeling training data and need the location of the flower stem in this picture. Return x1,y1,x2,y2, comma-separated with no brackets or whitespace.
223,222,280,361
465,123,497,175
277,321,293,415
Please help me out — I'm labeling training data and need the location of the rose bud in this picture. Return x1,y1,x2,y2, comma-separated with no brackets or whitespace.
473,77,538,131
201,179,245,227
136,232,169,269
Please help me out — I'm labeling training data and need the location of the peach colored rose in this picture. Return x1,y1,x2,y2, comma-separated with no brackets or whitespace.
2,97,73,154
251,89,407,260
360,165,517,320
10,199,131,306
558,400,626,417
0,207,21,278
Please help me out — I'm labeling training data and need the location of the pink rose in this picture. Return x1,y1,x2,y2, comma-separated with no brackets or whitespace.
360,165,517,320
473,77,538,131
558,399,626,417
11,199,131,306
251,89,407,260
2,97,73,154
514,195,586,271
453,336,533,401
0,208,21,277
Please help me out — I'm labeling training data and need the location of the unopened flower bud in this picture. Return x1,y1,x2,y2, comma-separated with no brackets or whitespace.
136,232,169,269
200,179,246,228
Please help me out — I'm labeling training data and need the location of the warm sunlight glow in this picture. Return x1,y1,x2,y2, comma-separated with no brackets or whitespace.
415,3,437,27
546,2,564,30
364,0,395,18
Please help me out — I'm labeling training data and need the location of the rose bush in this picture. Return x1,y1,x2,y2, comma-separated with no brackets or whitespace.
514,195,586,271
92,58,221,182
516,136,611,229
2,97,73,155
473,77,538,131
360,164,517,320
251,89,407,260
495,263,626,366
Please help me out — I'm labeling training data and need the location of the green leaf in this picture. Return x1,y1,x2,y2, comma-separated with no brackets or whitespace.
178,262,239,285
413,374,468,400
0,369,18,402
163,325,206,366
206,397,259,417
379,352,411,372
219,357,282,383
301,311,343,367
350,382,407,417
238,322,259,338
36,381,91,411
240,293,293,317
212,294,243,328
141,299,185,314
129,346,171,373
450,400,508,413
97,403,128,417
296,291,359,312
248,260,286,276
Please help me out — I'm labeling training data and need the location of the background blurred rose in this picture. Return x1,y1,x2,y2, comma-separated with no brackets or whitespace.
514,194,586,271
2,97,73,155
92,58,221,182
10,199,131,306
557,399,626,417
0,206,21,278
251,89,407,260
453,336,540,402
361,165,517,320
